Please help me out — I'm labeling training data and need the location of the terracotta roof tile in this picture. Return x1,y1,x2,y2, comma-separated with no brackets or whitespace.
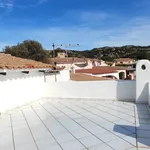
0,53,53,69
115,58,135,62
70,73,113,81
76,66,126,75
48,57,101,64
48,57,87,64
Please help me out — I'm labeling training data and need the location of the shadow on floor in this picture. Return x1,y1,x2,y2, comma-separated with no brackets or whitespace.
113,104,150,148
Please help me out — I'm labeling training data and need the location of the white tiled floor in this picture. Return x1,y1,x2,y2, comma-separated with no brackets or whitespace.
0,99,150,150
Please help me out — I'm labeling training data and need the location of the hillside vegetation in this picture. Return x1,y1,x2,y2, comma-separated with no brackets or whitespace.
2,40,150,62
52,45,150,61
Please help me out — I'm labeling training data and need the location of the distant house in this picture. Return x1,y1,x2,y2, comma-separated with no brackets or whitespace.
48,57,109,72
48,49,109,72
75,66,135,80
114,58,136,65
57,52,66,58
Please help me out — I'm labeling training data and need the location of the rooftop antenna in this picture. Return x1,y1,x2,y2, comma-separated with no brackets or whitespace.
52,43,80,58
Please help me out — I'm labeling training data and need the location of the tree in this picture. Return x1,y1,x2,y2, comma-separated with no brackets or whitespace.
3,40,48,62
136,50,148,60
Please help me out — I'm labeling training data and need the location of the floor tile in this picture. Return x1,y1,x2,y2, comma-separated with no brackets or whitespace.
138,148,150,150
122,134,137,146
2,99,150,150
137,138,150,147
74,117,89,123
137,124,150,131
79,135,103,148
38,142,62,150
70,128,92,139
0,133,14,150
137,130,150,138
107,138,134,150
60,140,85,150
15,142,37,150
36,139,58,150
96,131,119,142
48,125,67,134
128,147,137,150
112,125,133,137
54,131,76,144
88,143,113,150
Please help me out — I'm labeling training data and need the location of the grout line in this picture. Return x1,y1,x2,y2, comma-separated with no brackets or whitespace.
10,114,16,150
83,102,135,124
94,101,134,116
47,102,116,150
146,104,150,116
85,102,135,123
112,102,134,111
38,103,88,150
70,101,135,128
21,110,39,150
94,101,135,117
31,105,64,150
134,104,138,149
56,101,136,147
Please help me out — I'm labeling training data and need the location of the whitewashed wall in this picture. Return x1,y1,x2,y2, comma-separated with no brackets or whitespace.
45,80,136,101
2,58,150,113
0,69,70,112
45,70,70,82
136,60,150,103
148,82,150,106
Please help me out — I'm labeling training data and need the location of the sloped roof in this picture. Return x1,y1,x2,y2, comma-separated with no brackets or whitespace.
115,58,135,62
76,66,127,75
48,57,87,64
48,57,101,64
70,73,112,81
0,53,53,69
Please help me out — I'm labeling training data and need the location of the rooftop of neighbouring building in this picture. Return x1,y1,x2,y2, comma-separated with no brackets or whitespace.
70,73,113,81
115,58,136,62
0,53,53,69
48,57,101,64
75,66,127,75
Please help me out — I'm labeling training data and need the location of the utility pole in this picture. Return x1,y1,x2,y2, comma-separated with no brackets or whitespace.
52,43,63,58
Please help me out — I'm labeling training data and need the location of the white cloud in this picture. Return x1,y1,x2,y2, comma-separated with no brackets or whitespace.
15,0,49,8
38,0,48,4
95,17,150,47
0,0,13,8
0,27,113,50
1,16,150,50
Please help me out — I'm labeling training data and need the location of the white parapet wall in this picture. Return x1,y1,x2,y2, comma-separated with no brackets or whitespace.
136,60,150,103
45,80,136,101
0,69,70,112
148,82,150,106
2,59,150,113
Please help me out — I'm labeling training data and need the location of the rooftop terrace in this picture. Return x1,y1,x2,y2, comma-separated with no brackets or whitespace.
0,59,150,150
1,99,150,150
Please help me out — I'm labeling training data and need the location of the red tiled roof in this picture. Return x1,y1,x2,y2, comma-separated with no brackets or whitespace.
0,53,53,69
70,73,112,81
115,58,135,62
48,57,87,64
76,66,126,75
48,57,101,64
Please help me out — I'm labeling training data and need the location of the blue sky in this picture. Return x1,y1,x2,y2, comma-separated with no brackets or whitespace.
0,0,150,50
